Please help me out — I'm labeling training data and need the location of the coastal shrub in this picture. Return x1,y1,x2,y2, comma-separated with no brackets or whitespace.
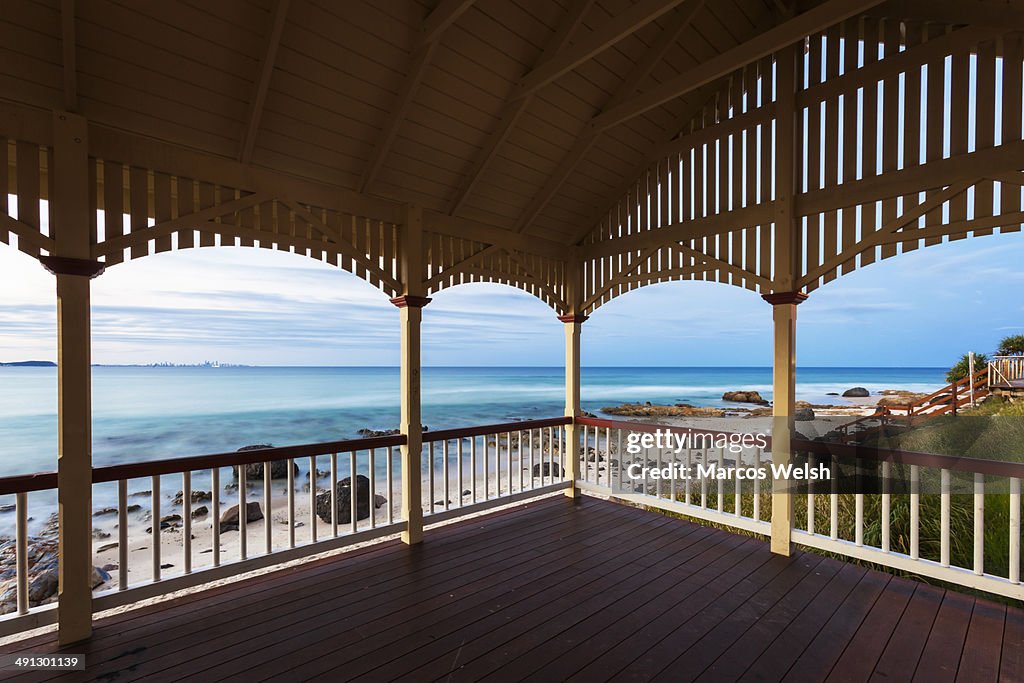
996,334,1024,356
945,353,988,383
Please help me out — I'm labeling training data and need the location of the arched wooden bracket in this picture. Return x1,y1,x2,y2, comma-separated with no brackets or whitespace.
39,256,105,279
761,291,808,305
557,313,589,324
390,295,432,308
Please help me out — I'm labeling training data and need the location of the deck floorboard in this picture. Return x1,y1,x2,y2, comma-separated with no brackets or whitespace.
0,496,1020,682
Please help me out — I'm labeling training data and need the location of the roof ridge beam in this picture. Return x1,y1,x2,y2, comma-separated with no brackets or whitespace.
445,0,594,216
509,0,691,101
589,0,885,133
513,0,705,233
359,0,477,193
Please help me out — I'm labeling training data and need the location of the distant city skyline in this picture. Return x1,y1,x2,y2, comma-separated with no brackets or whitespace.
1,228,1021,369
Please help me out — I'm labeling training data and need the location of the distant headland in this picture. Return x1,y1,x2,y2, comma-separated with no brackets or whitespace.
0,360,56,367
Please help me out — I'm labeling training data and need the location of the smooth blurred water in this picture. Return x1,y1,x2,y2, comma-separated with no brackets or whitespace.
0,365,946,477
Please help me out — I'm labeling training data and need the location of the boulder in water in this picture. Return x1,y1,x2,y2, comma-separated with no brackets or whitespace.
842,387,870,397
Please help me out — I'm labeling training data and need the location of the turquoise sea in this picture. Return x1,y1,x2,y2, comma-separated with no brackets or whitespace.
0,365,947,477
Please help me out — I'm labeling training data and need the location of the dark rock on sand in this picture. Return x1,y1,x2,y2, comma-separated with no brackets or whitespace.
842,387,870,397
232,448,299,480
191,505,209,519
219,502,264,532
173,490,212,505
532,463,564,478
315,476,370,524
722,391,769,405
794,407,815,421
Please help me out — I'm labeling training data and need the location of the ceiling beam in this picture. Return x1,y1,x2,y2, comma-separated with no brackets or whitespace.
510,0,692,101
418,0,476,47
359,0,477,193
444,0,594,216
239,0,290,164
513,0,706,233
870,0,1024,32
589,0,885,134
61,0,77,112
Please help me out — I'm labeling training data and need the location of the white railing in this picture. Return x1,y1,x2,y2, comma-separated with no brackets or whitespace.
791,439,1023,601
574,417,771,537
422,418,571,523
989,356,1024,386
0,435,407,636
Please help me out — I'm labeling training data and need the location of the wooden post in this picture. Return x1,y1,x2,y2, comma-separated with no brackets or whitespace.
393,204,428,545
764,43,803,558
42,111,103,644
560,259,584,499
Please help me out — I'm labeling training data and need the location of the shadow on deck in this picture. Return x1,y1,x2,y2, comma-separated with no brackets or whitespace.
1,496,1021,682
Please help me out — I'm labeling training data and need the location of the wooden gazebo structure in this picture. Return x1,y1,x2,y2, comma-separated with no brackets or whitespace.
0,0,1022,676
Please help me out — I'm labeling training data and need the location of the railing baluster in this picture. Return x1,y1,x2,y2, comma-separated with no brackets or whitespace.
854,458,863,546
974,472,985,575
604,427,611,489
830,454,838,540
616,429,623,490
239,463,247,560
287,459,295,549
212,467,221,567
264,462,272,553
118,480,128,589
457,438,464,507
368,449,376,530
807,453,815,534
387,447,394,524
751,447,757,519
468,432,475,501
546,426,553,488
183,470,192,573
152,474,161,581
428,441,435,510
517,431,524,490
734,448,742,518
557,426,563,482
910,465,920,560
331,452,338,537
941,468,951,567
1011,477,1021,584
656,443,663,499
308,456,317,543
15,491,28,615
350,451,358,534
580,425,586,484
700,449,707,509
881,460,890,553
442,441,450,511
717,447,724,513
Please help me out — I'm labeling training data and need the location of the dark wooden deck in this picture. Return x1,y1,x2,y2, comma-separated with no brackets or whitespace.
2,495,1022,682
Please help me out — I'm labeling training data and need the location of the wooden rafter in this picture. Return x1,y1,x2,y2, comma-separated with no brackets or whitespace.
462,265,568,311
445,0,594,216
359,0,477,193
510,0,692,101
239,0,290,164
870,0,1024,32
61,0,76,111
590,0,885,133
513,0,706,233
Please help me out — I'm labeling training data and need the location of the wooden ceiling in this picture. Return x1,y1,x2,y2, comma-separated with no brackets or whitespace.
0,0,983,248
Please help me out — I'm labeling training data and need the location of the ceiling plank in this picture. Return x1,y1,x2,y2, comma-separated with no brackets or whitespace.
514,0,705,233
61,0,77,111
870,0,1024,31
444,0,594,216
359,0,477,193
239,0,290,164
510,0,692,100
590,0,885,133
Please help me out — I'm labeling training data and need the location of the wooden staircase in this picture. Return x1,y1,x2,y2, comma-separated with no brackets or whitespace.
836,367,990,444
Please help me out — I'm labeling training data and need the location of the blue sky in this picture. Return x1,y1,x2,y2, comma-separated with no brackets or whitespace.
0,228,1020,367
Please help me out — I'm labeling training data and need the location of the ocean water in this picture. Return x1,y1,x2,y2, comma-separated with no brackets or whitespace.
0,365,946,478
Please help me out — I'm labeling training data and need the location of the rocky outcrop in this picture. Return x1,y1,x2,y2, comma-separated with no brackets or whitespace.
232,447,299,480
315,476,374,524
173,490,212,505
0,539,110,614
532,463,564,477
842,387,870,397
602,403,724,417
219,501,264,532
794,407,815,421
722,391,769,405
357,425,428,438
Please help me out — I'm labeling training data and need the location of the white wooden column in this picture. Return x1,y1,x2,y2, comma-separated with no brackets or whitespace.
392,204,428,544
765,43,803,557
41,111,103,644
559,313,586,498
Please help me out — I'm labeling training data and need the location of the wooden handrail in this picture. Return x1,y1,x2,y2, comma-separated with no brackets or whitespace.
424,417,571,442
0,471,58,496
